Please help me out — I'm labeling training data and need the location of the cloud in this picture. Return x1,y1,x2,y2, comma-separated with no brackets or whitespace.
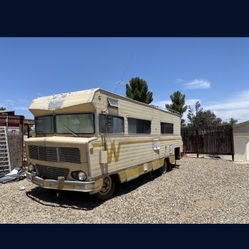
181,90,249,123
1,98,30,105
182,99,201,121
153,98,200,108
184,79,211,89
153,89,249,124
0,98,31,118
203,89,249,123
152,100,171,107
13,106,28,111
17,98,29,103
185,99,201,106
3,99,15,104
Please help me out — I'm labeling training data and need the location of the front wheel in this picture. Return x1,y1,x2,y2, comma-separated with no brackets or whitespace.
94,175,116,201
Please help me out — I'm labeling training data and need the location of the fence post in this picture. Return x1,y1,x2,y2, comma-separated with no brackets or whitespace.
27,125,30,138
231,127,235,161
196,129,199,158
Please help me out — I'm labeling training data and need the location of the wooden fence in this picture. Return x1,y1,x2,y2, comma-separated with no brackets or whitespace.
181,126,234,160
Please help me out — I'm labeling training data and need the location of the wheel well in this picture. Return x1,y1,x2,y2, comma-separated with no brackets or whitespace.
164,157,172,171
110,174,120,183
165,157,170,165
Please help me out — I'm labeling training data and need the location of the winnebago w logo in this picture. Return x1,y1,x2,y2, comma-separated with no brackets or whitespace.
107,142,121,163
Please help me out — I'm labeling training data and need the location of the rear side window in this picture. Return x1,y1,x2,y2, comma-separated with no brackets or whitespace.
99,114,124,133
161,122,174,134
128,118,151,134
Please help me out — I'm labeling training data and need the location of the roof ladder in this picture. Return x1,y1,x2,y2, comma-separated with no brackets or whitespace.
0,127,11,175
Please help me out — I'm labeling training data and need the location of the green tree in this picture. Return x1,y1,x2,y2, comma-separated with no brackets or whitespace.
222,118,238,127
0,106,6,111
187,101,222,128
228,118,238,126
187,101,201,126
165,91,187,124
126,77,153,104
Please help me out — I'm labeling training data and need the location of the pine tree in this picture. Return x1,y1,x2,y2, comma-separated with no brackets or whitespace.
165,91,187,118
126,77,153,104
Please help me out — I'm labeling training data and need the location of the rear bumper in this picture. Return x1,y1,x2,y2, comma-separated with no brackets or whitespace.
26,171,101,193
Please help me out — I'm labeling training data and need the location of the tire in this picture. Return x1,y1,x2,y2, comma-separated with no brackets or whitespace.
94,175,116,201
159,161,167,174
167,161,172,171
160,159,172,174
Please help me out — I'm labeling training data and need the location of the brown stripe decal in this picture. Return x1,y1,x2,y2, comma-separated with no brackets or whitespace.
92,137,180,163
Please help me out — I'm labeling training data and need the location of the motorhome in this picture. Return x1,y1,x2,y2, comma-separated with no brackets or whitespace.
25,88,183,199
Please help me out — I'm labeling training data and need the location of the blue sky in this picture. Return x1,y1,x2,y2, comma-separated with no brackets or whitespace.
0,38,249,122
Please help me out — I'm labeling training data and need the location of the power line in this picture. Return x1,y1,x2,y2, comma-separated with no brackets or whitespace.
113,53,134,93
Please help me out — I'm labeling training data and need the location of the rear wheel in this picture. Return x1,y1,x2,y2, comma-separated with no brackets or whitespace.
159,161,166,174
166,158,172,172
160,158,172,174
94,175,116,201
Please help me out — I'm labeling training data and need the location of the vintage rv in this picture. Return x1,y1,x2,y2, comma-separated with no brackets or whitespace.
25,88,183,199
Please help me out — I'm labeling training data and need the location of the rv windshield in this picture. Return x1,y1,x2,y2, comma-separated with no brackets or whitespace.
56,114,94,134
35,114,94,135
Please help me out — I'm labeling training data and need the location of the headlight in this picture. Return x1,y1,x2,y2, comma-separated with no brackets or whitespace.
78,171,87,181
28,164,35,172
71,171,87,181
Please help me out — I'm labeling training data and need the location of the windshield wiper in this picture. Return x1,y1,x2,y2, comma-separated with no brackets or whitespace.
63,126,79,137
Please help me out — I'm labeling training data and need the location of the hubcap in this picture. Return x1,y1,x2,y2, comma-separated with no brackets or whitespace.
100,176,112,194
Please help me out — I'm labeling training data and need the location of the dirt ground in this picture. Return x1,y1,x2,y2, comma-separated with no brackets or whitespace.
0,157,249,223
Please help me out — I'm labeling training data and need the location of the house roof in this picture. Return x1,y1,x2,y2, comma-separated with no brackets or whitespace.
233,120,249,128
0,110,15,115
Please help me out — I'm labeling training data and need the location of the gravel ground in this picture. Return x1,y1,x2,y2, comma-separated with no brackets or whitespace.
1,157,249,224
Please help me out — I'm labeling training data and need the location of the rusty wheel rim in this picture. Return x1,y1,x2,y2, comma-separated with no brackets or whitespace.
99,176,112,194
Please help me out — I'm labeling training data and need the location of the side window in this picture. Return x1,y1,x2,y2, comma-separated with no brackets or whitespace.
161,122,174,134
128,118,151,134
99,114,124,133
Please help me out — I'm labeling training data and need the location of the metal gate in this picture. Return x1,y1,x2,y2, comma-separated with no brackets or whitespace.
181,126,234,160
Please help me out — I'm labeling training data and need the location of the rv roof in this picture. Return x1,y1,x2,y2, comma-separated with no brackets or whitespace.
98,89,181,117
29,88,99,112
29,88,180,117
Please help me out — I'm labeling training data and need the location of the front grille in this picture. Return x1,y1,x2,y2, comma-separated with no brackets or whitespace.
59,147,81,164
29,145,38,160
36,165,69,179
28,145,81,164
38,146,57,162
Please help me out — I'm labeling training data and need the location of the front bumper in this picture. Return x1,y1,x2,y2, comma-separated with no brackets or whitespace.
26,171,101,193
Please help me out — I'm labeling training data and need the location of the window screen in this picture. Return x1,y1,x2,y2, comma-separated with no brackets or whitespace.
161,122,174,134
99,114,124,133
128,118,151,134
